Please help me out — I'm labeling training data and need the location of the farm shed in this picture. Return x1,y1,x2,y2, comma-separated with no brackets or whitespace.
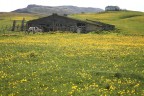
27,13,115,33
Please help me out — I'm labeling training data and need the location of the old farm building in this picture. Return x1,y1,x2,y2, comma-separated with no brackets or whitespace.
27,13,115,33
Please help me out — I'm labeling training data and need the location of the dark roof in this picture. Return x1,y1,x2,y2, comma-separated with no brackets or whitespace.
27,13,102,26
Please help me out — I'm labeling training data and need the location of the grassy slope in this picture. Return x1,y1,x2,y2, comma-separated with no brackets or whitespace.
70,11,144,35
0,12,39,27
0,11,144,35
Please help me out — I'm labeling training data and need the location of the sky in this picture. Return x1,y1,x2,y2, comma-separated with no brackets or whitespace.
0,0,144,12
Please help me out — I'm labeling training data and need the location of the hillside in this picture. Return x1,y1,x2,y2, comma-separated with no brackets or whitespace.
12,4,103,15
70,11,144,35
0,11,144,35
0,12,39,28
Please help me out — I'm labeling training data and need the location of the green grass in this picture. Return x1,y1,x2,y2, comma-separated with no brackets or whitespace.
0,12,39,20
0,11,144,35
0,33,144,95
70,11,144,35
0,12,39,28
0,11,144,95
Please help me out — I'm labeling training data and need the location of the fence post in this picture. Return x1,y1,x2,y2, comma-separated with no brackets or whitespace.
11,20,16,31
21,18,25,31
16,24,20,31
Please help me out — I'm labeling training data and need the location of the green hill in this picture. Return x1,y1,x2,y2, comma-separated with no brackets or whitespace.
0,11,144,35
0,12,39,27
70,11,144,35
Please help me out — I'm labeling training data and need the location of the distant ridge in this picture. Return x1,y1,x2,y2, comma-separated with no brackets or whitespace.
12,4,104,15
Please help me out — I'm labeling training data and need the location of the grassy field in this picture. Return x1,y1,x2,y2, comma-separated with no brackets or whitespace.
0,33,144,95
0,12,39,30
0,11,144,95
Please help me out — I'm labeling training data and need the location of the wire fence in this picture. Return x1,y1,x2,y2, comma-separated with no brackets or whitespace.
0,25,27,34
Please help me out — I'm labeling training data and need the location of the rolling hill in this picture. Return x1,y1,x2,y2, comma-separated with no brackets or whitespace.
0,11,144,35
70,11,144,35
0,12,39,28
12,4,103,15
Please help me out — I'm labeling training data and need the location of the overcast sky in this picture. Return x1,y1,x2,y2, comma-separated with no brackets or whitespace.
0,0,144,12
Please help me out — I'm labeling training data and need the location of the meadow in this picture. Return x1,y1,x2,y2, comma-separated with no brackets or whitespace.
0,33,144,96
0,11,144,96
